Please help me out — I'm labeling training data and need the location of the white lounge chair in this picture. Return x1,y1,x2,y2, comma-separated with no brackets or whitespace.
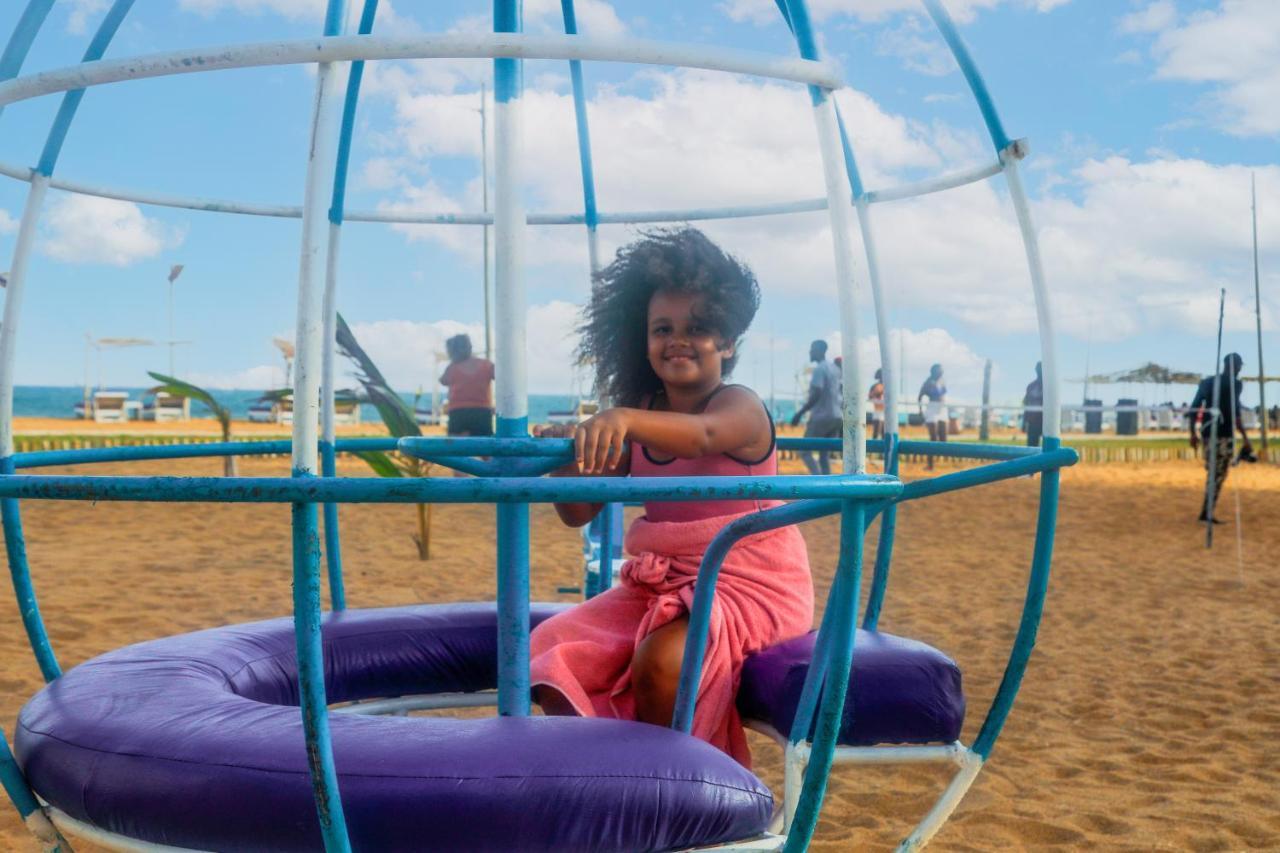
91,391,130,424
143,392,189,422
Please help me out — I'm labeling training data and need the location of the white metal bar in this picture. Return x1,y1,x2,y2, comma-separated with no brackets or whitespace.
864,160,1002,205
493,92,526,423
0,34,843,111
332,691,498,714
830,742,968,766
291,60,346,476
855,198,896,438
0,174,49,456
811,96,866,474
321,221,341,458
896,753,983,852
0,160,1003,226
1001,143,1060,438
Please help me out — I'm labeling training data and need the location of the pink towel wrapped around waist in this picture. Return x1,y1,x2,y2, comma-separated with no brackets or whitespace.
530,510,813,766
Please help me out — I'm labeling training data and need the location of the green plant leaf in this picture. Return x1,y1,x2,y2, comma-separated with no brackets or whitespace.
355,450,404,478
335,313,421,439
147,371,232,440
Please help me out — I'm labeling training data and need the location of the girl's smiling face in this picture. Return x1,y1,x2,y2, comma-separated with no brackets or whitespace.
646,290,733,395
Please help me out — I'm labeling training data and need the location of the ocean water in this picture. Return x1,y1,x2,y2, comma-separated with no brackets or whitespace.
17,386,800,425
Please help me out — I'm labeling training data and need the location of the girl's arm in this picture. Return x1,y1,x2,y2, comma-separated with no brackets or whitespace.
575,386,770,475
535,423,628,527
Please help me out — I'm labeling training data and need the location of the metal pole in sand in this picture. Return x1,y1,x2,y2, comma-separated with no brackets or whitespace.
1251,173,1268,460
1226,339,1245,586
1204,288,1225,549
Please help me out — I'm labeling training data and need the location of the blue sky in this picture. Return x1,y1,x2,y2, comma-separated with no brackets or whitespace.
0,0,1274,410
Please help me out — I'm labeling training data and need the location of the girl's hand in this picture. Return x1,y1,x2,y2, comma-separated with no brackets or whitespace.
576,409,631,475
534,422,579,475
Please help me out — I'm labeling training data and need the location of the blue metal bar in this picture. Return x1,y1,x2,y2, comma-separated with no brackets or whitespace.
36,0,136,177
13,437,400,468
0,1,55,85
0,727,39,819
833,105,866,200
898,447,1075,502
1,456,58,681
291,489,350,852
320,441,346,610
920,0,1011,154
328,0,379,226
671,499,843,733
0,472,904,504
597,501,615,592
786,504,880,747
559,0,602,272
784,502,865,853
495,415,530,716
972,437,1061,758
863,432,899,630
781,0,828,107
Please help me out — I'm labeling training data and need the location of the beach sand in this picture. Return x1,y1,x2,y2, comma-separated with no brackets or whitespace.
1,453,1277,850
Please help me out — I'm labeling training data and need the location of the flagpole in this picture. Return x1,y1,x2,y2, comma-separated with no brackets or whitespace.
166,263,184,375
1205,288,1225,549
1252,173,1268,460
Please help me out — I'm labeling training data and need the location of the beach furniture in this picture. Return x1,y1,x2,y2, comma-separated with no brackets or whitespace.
247,397,279,423
0,1,1074,849
333,394,361,426
89,391,129,424
141,391,190,422
276,394,294,425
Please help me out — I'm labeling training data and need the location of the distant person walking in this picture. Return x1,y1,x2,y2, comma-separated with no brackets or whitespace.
791,340,842,474
1189,353,1254,523
868,368,885,440
1022,362,1044,448
918,363,947,469
440,333,495,436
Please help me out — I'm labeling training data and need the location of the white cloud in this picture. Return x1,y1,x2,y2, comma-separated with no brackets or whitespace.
63,0,108,35
1118,0,1177,34
186,364,285,390
177,0,328,19
0,209,17,235
719,0,1069,26
1134,0,1280,137
39,195,184,267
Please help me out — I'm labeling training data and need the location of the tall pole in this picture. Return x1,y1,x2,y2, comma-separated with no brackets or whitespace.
166,263,183,376
1205,288,1225,549
480,83,492,362
979,358,991,441
1252,173,1268,459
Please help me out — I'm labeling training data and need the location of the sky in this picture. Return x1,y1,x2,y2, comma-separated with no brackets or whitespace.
0,0,1275,410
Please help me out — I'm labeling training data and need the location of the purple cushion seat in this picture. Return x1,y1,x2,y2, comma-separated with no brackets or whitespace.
737,630,965,746
16,603,772,852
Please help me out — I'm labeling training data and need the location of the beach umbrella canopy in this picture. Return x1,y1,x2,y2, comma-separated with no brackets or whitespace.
1087,362,1201,385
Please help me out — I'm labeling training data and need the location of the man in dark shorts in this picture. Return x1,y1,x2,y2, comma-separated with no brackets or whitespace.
1188,353,1253,523
440,334,495,436
791,340,842,474
1022,362,1043,448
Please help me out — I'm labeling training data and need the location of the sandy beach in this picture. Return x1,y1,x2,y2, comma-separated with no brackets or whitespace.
1,452,1277,850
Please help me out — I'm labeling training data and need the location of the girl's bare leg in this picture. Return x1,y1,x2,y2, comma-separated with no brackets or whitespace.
631,616,690,727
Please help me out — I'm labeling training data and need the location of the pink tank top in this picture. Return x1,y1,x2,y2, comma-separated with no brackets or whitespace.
630,387,783,523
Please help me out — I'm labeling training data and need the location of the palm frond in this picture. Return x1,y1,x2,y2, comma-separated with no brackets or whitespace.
147,371,231,437
335,313,420,439
355,451,404,478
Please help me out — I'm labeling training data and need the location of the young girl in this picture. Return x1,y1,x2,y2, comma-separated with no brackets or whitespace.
530,228,814,766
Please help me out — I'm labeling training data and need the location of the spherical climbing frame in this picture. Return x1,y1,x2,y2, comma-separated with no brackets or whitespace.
0,1,1076,851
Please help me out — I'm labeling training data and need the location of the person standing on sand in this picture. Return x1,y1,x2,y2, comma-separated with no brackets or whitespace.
1023,362,1044,448
790,340,842,475
440,333,494,437
868,368,885,441
918,363,947,470
1189,353,1253,523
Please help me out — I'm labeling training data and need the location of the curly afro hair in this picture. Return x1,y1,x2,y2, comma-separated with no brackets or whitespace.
577,227,761,407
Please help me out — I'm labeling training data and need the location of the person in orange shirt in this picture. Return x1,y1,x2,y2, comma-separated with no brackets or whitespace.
867,367,885,440
440,334,495,436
